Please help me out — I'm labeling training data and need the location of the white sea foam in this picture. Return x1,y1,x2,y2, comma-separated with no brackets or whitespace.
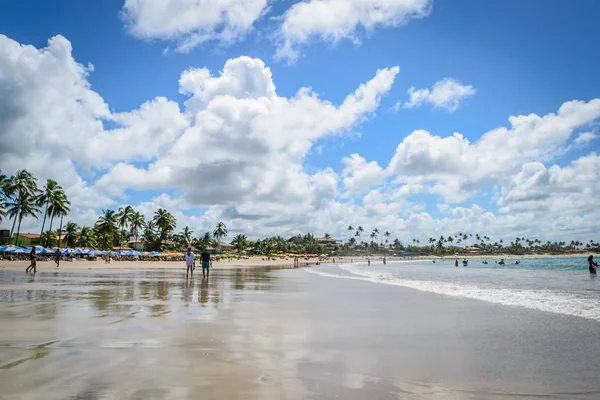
306,264,600,321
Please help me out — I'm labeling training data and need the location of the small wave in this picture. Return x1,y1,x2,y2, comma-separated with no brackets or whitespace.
306,265,600,321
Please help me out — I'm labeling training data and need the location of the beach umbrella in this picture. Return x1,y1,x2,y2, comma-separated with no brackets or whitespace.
88,250,101,256
0,245,23,252
61,248,73,255
130,250,141,256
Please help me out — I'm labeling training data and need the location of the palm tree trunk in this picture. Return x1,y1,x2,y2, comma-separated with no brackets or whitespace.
57,215,64,248
10,215,17,245
15,215,23,247
39,201,49,245
47,215,55,247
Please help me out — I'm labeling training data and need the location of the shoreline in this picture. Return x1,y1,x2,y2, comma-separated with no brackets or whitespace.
1,252,596,272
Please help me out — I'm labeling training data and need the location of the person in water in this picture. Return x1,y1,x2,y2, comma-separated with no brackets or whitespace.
25,247,37,274
200,248,212,278
499,259,505,265
588,255,598,274
455,259,459,267
185,247,195,278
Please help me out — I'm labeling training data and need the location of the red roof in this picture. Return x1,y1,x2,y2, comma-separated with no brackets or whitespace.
18,233,40,239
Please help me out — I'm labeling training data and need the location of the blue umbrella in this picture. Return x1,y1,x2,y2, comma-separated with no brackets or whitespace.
62,248,73,255
0,245,22,252
88,250,101,256
131,250,141,256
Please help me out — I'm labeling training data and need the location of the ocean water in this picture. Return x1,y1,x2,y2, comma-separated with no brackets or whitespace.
307,257,600,321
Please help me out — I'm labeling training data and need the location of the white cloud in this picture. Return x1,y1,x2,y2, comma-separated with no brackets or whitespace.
341,154,385,195
2,33,600,244
404,78,475,111
121,0,268,52
573,131,597,146
388,99,600,202
276,0,431,62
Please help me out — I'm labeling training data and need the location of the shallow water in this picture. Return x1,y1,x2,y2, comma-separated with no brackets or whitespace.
308,257,600,320
1,266,600,399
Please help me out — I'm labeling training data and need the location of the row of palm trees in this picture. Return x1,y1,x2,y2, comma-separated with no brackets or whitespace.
0,170,71,247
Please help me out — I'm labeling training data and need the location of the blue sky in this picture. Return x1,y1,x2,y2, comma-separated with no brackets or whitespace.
1,0,599,242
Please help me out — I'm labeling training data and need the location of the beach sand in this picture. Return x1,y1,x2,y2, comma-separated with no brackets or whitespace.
1,265,599,399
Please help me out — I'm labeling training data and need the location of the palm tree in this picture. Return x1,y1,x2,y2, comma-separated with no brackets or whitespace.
45,190,69,247
213,222,228,244
357,226,364,243
129,211,145,249
36,179,60,244
39,230,57,248
182,226,194,246
4,170,38,243
347,225,354,242
54,194,71,248
117,205,134,234
96,209,118,250
384,231,391,247
153,208,177,247
63,221,80,248
0,170,10,223
7,191,41,246
77,226,95,248
372,228,380,246
197,232,215,250
231,234,248,255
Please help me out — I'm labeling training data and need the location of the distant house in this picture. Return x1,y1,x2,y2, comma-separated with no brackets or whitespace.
218,242,233,252
317,237,341,245
128,237,145,251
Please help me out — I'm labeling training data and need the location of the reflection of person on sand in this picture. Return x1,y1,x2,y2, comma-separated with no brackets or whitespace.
201,249,212,278
588,255,598,274
25,247,37,274
185,247,195,278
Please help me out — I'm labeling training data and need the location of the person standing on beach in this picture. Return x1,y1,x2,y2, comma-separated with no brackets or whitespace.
588,255,598,274
200,248,212,278
25,247,37,274
54,249,61,268
185,247,195,278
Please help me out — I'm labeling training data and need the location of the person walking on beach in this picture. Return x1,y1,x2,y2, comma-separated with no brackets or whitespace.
54,249,61,268
25,247,37,274
185,247,195,278
588,255,598,274
200,248,212,278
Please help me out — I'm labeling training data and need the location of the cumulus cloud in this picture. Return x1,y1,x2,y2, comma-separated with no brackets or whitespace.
2,33,600,243
121,0,268,52
342,154,385,195
404,78,475,111
276,0,431,62
388,99,600,202
573,131,597,146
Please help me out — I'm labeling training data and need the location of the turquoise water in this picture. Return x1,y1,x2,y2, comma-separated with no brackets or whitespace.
308,257,600,320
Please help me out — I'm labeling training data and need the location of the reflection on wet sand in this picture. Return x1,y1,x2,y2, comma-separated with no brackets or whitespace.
2,265,600,399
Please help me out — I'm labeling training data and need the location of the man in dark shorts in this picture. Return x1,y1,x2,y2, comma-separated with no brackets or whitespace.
200,248,212,278
25,247,37,274
54,249,61,268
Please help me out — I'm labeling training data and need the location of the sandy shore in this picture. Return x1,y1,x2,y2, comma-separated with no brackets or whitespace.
2,252,595,272
1,264,599,399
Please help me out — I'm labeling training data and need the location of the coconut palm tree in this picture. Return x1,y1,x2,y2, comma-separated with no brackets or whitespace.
4,170,39,243
45,190,69,247
153,208,177,247
63,221,80,248
357,226,364,243
36,179,61,243
181,226,194,245
54,195,71,248
39,230,58,248
96,209,118,250
197,232,215,250
0,170,9,223
7,191,41,246
347,225,354,242
129,211,145,249
77,226,95,248
213,222,228,244
231,234,248,255
117,205,134,234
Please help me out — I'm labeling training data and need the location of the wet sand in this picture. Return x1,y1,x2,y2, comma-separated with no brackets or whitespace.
1,266,599,399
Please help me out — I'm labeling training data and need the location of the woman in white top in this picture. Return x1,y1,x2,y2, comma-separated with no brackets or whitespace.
185,247,195,278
